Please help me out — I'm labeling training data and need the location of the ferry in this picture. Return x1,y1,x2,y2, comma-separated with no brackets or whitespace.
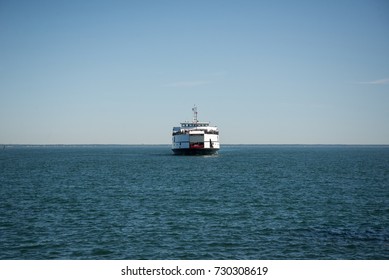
172,106,220,155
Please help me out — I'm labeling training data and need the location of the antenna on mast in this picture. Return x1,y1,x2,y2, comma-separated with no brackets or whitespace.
192,105,198,123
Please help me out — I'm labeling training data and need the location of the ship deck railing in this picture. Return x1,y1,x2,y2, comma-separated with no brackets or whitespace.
172,130,219,136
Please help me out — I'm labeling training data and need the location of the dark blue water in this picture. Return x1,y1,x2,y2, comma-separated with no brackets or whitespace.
1,145,388,259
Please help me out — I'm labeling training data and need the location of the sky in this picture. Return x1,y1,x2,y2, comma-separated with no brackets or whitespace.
1,0,388,144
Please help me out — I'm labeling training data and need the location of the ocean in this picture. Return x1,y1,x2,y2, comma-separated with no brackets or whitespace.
0,145,388,259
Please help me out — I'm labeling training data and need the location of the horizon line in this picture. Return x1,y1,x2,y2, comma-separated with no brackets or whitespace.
2,143,389,147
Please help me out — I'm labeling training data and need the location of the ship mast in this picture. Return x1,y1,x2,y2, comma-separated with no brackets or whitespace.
192,105,198,123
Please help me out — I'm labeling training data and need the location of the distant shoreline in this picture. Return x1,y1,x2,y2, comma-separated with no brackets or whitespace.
2,144,389,148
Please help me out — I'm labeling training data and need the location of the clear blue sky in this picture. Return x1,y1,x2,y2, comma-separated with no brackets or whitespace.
1,0,388,144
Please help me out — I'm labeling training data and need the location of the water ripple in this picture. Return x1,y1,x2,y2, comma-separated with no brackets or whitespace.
1,145,388,259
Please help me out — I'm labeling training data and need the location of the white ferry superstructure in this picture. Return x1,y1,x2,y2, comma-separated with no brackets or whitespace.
172,106,220,155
